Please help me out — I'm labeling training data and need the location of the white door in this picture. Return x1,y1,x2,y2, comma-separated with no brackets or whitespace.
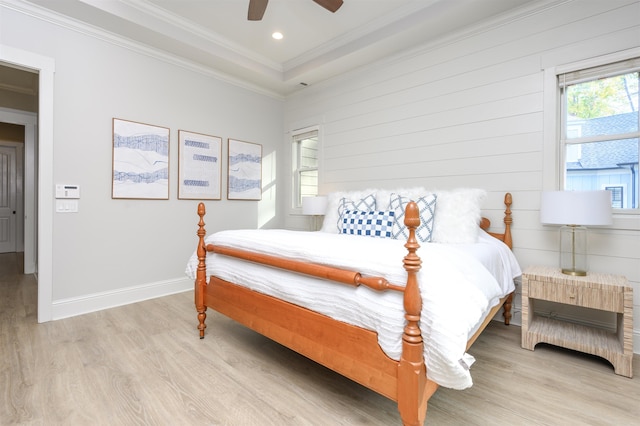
0,146,17,253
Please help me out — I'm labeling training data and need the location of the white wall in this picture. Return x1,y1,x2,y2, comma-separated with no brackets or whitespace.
284,0,640,351
1,5,284,318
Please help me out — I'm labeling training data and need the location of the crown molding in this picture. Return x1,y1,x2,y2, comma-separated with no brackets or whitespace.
1,0,286,99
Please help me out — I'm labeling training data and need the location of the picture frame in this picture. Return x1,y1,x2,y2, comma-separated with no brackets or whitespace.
227,138,262,200
112,118,170,199
178,130,222,200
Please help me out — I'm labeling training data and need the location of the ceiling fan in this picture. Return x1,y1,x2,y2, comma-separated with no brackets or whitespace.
248,0,344,21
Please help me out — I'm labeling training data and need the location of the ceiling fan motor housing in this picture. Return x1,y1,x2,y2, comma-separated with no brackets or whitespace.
248,0,343,21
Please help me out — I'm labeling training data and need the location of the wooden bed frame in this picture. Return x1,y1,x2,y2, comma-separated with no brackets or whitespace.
194,193,514,426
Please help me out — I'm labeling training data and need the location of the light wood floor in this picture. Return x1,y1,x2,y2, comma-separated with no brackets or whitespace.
1,253,639,425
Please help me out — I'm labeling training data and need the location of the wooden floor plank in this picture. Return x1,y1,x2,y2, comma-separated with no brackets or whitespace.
1,252,638,425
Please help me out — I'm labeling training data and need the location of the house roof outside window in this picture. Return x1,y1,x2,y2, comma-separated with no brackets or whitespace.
567,112,638,170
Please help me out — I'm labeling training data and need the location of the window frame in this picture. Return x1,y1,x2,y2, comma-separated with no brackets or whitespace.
559,59,639,209
543,47,640,230
291,126,320,210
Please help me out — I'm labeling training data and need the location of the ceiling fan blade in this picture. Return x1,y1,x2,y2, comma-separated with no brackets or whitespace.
312,0,343,13
248,0,268,21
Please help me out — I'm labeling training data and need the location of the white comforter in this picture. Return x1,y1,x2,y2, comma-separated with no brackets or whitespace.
185,230,520,390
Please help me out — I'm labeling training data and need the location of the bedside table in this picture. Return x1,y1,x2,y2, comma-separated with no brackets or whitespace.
521,265,633,378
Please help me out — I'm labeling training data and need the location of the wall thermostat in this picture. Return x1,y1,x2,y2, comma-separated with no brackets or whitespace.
55,184,80,199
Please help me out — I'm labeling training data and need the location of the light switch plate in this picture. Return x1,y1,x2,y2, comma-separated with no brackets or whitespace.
56,199,78,213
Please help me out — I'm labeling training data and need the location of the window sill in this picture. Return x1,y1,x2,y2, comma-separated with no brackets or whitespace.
611,212,640,231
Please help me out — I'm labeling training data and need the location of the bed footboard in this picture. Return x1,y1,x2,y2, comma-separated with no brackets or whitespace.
194,201,430,424
194,202,425,341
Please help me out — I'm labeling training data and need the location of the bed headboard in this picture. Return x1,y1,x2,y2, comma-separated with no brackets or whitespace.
479,193,513,249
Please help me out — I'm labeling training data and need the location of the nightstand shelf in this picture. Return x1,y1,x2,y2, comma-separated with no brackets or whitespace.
521,265,633,378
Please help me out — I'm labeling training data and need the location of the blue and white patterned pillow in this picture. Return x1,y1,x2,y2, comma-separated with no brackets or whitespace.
336,194,377,232
341,210,395,238
389,193,437,242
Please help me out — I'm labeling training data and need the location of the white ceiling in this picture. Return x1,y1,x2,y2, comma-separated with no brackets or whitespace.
10,0,535,97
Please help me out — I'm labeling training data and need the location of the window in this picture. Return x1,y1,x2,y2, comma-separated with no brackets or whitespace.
605,186,624,209
559,57,639,210
292,127,319,209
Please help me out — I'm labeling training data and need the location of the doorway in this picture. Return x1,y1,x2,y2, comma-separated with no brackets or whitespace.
1,45,55,323
0,143,22,254
0,111,35,273
0,63,36,267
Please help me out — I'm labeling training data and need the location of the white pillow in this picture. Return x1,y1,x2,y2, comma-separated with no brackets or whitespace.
375,187,427,211
431,188,487,244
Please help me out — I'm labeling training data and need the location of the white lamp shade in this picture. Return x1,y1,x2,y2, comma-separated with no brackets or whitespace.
540,191,612,226
302,196,327,216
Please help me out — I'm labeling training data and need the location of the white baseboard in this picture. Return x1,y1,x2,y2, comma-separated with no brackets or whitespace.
51,277,192,320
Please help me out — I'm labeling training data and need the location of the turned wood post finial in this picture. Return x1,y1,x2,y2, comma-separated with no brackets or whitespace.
402,201,422,344
503,193,513,249
197,202,206,270
398,201,427,426
504,193,512,223
196,202,207,338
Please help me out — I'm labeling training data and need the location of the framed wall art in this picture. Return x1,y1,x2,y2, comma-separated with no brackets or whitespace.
227,138,262,200
112,118,169,199
178,130,222,200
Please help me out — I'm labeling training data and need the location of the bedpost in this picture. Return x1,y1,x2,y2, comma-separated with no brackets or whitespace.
196,202,208,339
502,193,513,250
502,193,513,326
397,201,428,426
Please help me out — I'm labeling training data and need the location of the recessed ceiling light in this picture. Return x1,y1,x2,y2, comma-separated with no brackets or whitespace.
272,32,283,40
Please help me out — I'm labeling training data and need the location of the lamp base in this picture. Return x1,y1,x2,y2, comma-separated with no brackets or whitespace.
310,215,323,231
561,268,587,277
559,225,588,276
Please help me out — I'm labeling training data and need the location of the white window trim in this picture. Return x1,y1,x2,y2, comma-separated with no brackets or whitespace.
289,124,322,214
543,47,640,231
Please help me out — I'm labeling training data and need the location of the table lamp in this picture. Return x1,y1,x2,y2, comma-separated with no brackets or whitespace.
540,190,612,276
302,196,327,231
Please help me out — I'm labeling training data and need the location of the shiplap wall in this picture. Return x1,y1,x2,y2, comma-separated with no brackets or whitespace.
284,0,640,352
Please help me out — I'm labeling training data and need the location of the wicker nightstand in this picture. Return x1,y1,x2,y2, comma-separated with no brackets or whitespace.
521,265,633,378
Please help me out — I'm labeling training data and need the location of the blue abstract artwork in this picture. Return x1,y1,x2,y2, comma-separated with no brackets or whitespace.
227,139,262,200
112,118,169,199
178,130,222,200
